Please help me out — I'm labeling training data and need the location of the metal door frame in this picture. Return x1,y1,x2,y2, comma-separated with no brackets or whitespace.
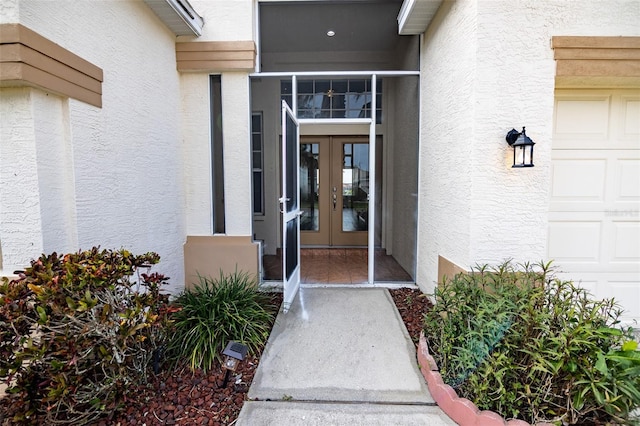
258,71,419,285
280,100,301,312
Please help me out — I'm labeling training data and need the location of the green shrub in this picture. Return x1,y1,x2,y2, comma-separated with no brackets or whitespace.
423,261,640,425
167,270,278,373
0,248,171,425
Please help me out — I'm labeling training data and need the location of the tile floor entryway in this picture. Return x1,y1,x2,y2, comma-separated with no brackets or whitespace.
262,248,413,283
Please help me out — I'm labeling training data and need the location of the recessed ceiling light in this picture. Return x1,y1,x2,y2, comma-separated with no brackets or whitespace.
326,30,335,37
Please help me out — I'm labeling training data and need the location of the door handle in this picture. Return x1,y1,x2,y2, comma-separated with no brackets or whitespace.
333,194,337,211
279,196,290,213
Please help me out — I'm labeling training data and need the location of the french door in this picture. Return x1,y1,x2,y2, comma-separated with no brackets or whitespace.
300,136,369,246
280,101,301,313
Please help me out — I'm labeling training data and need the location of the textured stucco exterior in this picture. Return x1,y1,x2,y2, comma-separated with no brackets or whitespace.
0,88,45,268
185,0,254,42
0,1,186,292
179,0,255,238
1,0,260,289
32,91,78,254
221,73,253,236
417,0,477,291
1,0,637,296
0,0,18,24
416,0,640,293
181,73,213,236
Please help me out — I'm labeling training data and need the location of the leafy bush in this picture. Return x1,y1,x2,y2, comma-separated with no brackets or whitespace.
167,271,278,373
423,261,640,425
0,248,171,425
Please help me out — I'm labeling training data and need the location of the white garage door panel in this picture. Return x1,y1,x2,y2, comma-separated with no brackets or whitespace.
622,97,640,140
612,221,640,261
555,272,640,325
618,160,640,199
548,215,639,272
609,281,640,324
552,89,640,326
554,96,611,146
550,150,639,213
548,220,601,262
554,92,640,150
551,159,606,200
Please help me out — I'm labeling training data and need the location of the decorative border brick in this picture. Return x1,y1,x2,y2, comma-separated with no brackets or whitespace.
418,332,555,426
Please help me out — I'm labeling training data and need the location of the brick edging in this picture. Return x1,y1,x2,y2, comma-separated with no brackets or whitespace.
417,332,554,426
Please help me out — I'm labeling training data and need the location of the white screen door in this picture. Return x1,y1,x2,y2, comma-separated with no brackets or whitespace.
280,100,301,313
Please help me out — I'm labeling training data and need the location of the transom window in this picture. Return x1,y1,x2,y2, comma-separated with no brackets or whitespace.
281,79,382,124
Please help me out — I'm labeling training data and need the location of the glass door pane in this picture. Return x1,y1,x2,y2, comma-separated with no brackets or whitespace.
300,137,330,246
342,142,369,232
331,137,369,247
300,143,320,231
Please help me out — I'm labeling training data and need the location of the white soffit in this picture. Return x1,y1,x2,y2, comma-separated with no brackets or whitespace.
398,0,442,35
144,0,204,36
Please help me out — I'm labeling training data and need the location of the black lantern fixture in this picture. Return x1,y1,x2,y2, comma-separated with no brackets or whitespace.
506,127,535,168
221,341,248,387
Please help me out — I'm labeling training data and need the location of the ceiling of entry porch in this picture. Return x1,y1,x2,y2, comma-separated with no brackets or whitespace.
258,0,441,71
260,1,404,54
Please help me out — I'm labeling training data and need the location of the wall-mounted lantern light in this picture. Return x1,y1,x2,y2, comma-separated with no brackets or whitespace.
505,127,535,168
221,341,248,387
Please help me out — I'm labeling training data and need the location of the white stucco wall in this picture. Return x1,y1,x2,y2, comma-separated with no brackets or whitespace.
0,88,78,269
471,0,640,266
0,0,18,23
186,0,255,41
0,1,186,292
33,92,78,255
417,0,640,293
179,73,255,238
0,88,45,270
177,1,255,238
221,73,253,235
417,0,477,292
181,74,213,235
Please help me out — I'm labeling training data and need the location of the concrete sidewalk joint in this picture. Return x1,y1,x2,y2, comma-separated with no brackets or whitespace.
237,287,457,425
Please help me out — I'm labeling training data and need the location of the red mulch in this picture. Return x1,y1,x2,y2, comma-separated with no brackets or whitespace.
389,287,433,344
109,356,261,426
111,288,428,425
1,288,429,426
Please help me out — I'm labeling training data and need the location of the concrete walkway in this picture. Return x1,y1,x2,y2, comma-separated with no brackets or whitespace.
236,287,457,425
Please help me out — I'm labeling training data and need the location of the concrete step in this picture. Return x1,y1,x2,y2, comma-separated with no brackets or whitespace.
239,288,456,425
237,401,457,425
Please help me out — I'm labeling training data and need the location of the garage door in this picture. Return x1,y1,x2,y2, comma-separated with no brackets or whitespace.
549,89,640,326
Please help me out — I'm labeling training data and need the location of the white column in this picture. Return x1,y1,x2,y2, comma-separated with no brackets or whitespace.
222,72,253,235
0,88,44,270
33,92,78,254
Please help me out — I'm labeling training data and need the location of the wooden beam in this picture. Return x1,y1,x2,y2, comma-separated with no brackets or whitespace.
552,36,640,88
0,23,103,107
176,41,256,72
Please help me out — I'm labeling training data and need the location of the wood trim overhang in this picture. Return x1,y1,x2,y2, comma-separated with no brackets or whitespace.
176,41,256,72
0,24,103,107
552,36,640,88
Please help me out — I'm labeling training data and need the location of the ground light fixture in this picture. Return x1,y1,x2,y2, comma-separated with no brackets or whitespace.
221,341,248,388
506,127,535,168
